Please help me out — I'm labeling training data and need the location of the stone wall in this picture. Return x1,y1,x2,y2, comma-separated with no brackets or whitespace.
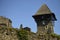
0,26,19,40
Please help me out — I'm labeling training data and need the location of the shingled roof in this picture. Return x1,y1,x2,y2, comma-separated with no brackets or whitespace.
34,4,52,15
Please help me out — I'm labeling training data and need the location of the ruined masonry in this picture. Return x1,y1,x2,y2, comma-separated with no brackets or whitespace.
0,4,60,40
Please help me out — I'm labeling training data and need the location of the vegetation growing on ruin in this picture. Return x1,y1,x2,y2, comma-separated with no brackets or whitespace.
50,33,60,38
17,29,28,40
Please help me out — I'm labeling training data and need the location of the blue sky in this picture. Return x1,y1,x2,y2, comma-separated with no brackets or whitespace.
0,0,60,34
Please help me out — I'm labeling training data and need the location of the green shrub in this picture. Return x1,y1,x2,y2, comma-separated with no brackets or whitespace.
17,29,28,40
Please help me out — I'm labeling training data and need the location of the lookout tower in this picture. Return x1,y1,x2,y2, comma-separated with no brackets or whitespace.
32,4,57,35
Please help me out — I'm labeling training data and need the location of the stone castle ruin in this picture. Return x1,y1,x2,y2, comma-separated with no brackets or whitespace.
0,4,60,40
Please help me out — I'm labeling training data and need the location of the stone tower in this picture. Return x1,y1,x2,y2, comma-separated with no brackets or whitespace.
32,4,57,35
